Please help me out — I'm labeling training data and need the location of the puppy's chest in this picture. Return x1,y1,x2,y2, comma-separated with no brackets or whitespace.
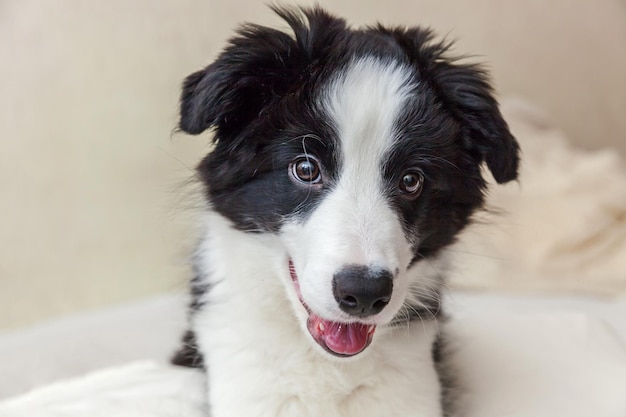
195,306,442,417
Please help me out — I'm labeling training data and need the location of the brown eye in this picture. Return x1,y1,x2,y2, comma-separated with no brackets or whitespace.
399,171,424,199
290,156,322,185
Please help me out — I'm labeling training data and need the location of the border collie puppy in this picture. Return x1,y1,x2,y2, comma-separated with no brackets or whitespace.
173,6,519,417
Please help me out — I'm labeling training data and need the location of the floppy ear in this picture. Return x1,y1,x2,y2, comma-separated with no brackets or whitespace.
178,26,298,137
386,27,520,183
433,60,520,184
179,6,347,140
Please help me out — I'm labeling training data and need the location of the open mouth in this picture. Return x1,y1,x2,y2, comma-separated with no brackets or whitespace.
289,260,376,357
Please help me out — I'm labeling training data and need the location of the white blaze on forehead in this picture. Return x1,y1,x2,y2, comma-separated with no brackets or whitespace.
313,57,416,266
321,57,415,170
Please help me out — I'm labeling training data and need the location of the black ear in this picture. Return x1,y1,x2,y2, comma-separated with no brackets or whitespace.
433,60,520,184
179,6,347,139
178,26,298,137
386,27,520,183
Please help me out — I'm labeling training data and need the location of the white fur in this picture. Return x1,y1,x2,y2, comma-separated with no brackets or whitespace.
282,58,419,325
192,59,444,416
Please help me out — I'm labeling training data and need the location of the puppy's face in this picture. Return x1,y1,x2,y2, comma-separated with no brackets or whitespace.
180,7,519,358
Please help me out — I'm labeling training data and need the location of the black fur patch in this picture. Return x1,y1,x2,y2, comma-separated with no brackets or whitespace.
432,329,460,417
171,329,204,369
172,257,207,369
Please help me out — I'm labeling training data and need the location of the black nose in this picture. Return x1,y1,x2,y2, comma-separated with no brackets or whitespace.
332,266,393,317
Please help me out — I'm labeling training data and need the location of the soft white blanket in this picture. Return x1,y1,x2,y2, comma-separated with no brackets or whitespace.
0,362,206,417
2,311,625,417
450,99,626,296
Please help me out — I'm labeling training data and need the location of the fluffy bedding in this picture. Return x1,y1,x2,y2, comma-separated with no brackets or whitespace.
451,99,626,296
1,100,625,415
0,362,207,417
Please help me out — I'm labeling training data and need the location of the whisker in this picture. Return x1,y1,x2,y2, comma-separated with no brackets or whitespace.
417,154,460,171
281,133,326,147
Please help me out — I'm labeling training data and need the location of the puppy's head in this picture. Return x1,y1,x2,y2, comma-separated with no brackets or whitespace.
180,7,519,358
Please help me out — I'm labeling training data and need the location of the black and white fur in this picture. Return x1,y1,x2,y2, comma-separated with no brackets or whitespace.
173,6,519,417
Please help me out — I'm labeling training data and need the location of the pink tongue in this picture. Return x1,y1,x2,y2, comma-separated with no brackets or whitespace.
307,315,373,356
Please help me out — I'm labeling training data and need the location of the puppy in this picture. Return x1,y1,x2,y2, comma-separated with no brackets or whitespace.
173,6,519,417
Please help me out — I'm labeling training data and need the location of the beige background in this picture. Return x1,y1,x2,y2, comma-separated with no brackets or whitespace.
1,0,625,329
